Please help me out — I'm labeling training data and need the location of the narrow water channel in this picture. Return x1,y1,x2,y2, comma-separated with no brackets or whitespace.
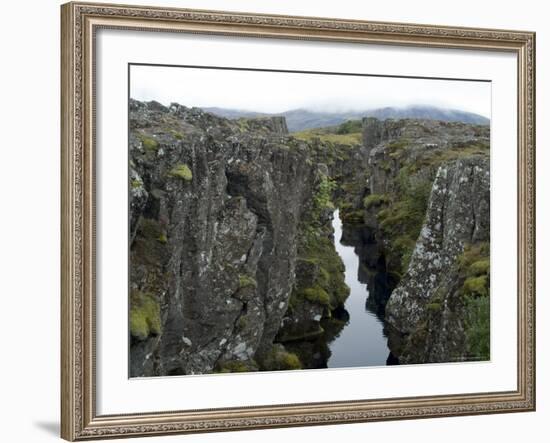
326,210,391,368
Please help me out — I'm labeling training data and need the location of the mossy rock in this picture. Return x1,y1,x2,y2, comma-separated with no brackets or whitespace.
301,286,330,306
469,259,490,276
169,163,193,181
215,359,258,373
130,291,161,340
138,134,159,152
463,275,489,297
458,242,490,268
457,242,490,298
295,233,349,309
259,345,302,371
238,274,257,289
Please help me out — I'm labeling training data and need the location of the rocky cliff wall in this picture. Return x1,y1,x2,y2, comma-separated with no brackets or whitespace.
129,100,321,376
385,157,490,363
358,117,491,363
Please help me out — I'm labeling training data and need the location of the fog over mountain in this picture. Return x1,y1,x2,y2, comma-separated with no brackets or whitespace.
203,105,490,132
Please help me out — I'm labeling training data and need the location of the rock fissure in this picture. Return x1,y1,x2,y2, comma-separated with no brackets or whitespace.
129,100,491,375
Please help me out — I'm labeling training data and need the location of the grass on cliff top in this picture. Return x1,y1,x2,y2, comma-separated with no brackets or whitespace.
293,119,363,145
336,119,363,134
293,129,362,146
398,141,489,173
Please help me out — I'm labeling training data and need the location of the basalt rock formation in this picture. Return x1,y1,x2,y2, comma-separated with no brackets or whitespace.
129,99,491,375
129,100,348,376
357,118,491,363
385,157,490,363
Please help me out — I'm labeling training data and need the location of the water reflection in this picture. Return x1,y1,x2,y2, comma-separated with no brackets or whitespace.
283,210,399,369
324,210,391,368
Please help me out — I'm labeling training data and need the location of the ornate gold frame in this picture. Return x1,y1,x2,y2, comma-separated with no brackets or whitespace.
61,2,536,440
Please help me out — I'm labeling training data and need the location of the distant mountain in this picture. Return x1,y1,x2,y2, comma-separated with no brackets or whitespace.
202,107,268,120
362,106,490,126
203,105,489,132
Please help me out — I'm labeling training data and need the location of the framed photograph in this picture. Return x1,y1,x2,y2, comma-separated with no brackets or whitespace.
61,1,536,440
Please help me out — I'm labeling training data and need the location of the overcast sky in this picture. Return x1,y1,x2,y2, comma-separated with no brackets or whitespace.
130,65,491,118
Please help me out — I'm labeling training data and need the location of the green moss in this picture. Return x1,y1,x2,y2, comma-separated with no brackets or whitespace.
463,276,489,297
457,242,490,298
139,218,163,240
281,352,302,369
469,259,490,276
426,302,442,312
238,274,257,289
131,179,142,189
132,218,169,271
139,134,159,151
453,242,490,360
302,286,330,305
215,359,258,373
259,346,302,371
294,235,349,310
458,242,490,268
129,291,161,340
157,233,167,244
170,129,183,140
168,163,193,181
363,193,390,209
293,129,362,145
236,118,250,132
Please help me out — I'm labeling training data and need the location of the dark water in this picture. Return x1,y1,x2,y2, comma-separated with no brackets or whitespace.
326,210,391,368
